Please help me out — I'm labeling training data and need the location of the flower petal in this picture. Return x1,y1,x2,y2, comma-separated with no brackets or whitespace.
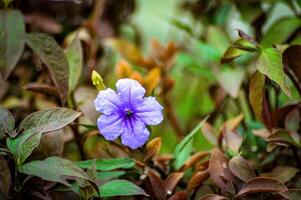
116,79,146,105
135,97,163,125
121,117,150,149
97,114,124,140
94,88,122,114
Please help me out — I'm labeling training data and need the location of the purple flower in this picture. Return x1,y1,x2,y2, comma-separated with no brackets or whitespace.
94,78,163,149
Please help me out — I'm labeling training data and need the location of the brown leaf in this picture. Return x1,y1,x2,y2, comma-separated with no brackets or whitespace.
168,191,188,200
187,170,209,190
249,71,265,121
105,38,144,65
0,156,11,199
25,13,62,34
252,128,271,139
208,148,234,189
236,177,287,197
224,113,243,131
201,122,218,146
262,166,299,183
223,128,242,154
200,194,227,200
24,82,59,97
285,108,300,132
164,172,184,195
115,59,133,78
144,137,162,162
180,151,208,171
228,155,256,182
146,168,166,200
144,68,161,94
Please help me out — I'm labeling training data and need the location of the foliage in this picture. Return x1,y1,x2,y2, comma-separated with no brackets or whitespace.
1,0,301,200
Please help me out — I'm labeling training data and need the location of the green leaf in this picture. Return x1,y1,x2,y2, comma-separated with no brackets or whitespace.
261,17,301,48
7,129,42,165
19,107,81,133
173,116,209,169
0,10,25,79
65,36,83,93
0,104,14,140
18,156,91,186
97,171,126,181
99,179,148,197
77,157,135,171
256,47,291,97
25,33,69,103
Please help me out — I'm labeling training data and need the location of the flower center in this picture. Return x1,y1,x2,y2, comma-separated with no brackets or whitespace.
125,109,133,116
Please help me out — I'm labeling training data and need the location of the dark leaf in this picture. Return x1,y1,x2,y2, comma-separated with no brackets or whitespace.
18,156,92,186
19,107,81,133
236,177,287,197
285,108,300,132
280,189,301,200
25,33,69,103
263,166,299,183
266,130,299,147
146,169,166,200
0,104,14,140
0,156,11,199
283,45,301,93
99,179,148,197
23,82,59,97
228,155,256,182
0,10,25,79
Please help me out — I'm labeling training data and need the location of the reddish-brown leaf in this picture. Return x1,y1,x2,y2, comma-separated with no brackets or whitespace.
168,191,188,200
187,170,209,190
24,82,59,97
229,155,256,182
164,172,184,195
236,177,287,197
146,169,166,200
200,194,227,200
180,151,208,171
201,122,218,146
208,148,234,189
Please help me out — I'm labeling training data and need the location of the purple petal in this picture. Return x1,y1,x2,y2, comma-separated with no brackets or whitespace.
121,117,150,149
135,97,163,125
116,79,145,105
94,88,122,115
97,114,124,140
